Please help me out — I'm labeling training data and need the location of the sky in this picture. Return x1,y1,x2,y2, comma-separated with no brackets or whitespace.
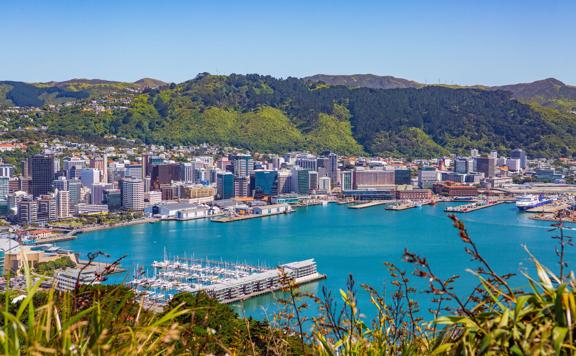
1,0,574,85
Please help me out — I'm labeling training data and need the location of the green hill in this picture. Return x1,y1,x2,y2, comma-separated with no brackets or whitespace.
35,73,576,157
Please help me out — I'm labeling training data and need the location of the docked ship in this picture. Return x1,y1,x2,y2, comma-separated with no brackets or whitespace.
515,194,553,211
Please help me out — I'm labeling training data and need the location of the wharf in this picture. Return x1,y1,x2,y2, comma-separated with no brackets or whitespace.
386,202,417,211
445,200,505,213
348,200,389,209
525,203,570,214
33,234,76,244
211,210,292,223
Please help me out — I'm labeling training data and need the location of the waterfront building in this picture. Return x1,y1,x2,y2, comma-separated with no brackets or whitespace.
76,203,109,215
234,176,251,197
318,176,331,193
341,171,354,191
216,172,234,200
103,189,122,211
475,157,496,178
145,191,162,205
308,171,319,192
253,170,278,196
30,154,55,197
395,188,433,200
56,189,70,218
121,178,145,211
418,167,440,189
291,168,310,195
353,169,395,189
394,168,411,185
324,152,338,187
68,179,82,208
277,170,291,194
433,182,479,197
231,154,254,177
510,149,527,169
180,185,215,202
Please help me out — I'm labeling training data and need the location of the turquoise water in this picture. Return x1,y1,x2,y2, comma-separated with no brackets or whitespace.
56,203,574,319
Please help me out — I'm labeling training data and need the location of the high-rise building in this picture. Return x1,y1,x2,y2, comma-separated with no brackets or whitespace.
253,170,278,196
180,162,196,183
291,168,310,195
68,179,82,208
80,168,100,189
56,190,70,218
141,153,151,179
308,171,319,192
63,157,86,179
341,171,354,191
121,178,144,211
231,155,254,177
353,169,395,189
125,164,143,179
90,156,107,183
30,154,55,197
507,158,521,172
91,183,113,204
103,189,122,211
0,177,9,202
18,198,38,224
475,157,496,178
510,149,527,169
0,164,14,178
418,167,440,189
151,163,180,190
394,169,412,185
324,152,338,187
277,170,291,194
318,176,331,193
470,149,479,157
37,195,57,223
296,155,317,171
454,157,474,174
216,172,234,199
233,176,251,197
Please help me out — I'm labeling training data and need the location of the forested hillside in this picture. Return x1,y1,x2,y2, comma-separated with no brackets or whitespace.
10,73,576,157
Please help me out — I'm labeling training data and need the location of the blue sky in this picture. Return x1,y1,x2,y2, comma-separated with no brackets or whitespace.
1,0,574,85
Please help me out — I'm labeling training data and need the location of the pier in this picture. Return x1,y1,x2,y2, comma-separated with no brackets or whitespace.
444,200,505,213
525,202,570,213
348,200,389,209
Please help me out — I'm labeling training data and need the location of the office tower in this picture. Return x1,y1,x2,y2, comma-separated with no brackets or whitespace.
470,149,479,157
277,170,291,194
125,164,143,179
141,153,151,178
180,162,195,183
63,157,86,179
37,195,57,223
231,154,254,177
103,189,122,211
510,149,527,169
20,159,29,178
90,156,108,183
8,177,19,193
18,199,38,224
30,154,55,197
296,155,318,171
53,176,69,191
121,178,144,210
418,167,440,189
322,152,338,186
475,157,497,178
454,157,474,174
341,171,354,191
507,158,521,171
233,176,251,197
0,177,9,202
490,151,498,159
216,172,234,199
0,164,14,178
68,179,82,208
318,176,331,193
151,163,180,189
394,168,412,185
91,183,113,204
254,170,278,196
291,168,310,195
308,171,319,192
80,168,100,189
56,190,70,218
353,169,395,189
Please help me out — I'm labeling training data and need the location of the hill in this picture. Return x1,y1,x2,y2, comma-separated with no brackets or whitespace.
38,73,576,158
134,78,167,88
304,74,422,89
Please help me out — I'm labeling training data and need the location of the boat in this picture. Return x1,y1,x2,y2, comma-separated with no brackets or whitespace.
515,194,553,211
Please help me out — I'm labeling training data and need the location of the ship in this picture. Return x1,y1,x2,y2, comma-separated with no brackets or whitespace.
515,194,553,211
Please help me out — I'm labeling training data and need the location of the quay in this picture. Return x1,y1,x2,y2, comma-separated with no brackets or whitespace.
348,200,389,209
387,201,416,211
211,204,292,223
525,202,570,213
445,200,506,213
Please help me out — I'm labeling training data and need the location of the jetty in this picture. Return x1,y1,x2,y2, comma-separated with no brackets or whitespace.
348,200,389,209
445,200,505,213
525,202,570,214
386,201,417,211
211,204,292,223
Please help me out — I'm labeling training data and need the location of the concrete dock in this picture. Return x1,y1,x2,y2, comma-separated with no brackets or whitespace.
348,200,389,209
525,202,570,213
445,200,505,213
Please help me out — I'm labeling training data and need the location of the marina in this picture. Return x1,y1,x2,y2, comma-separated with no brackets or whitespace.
130,257,324,305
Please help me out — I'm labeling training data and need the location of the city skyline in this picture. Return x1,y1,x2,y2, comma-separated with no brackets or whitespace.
1,0,575,85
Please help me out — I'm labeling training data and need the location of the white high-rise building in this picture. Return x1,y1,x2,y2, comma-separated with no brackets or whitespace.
180,162,196,183
318,176,331,193
56,190,70,218
122,178,144,210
